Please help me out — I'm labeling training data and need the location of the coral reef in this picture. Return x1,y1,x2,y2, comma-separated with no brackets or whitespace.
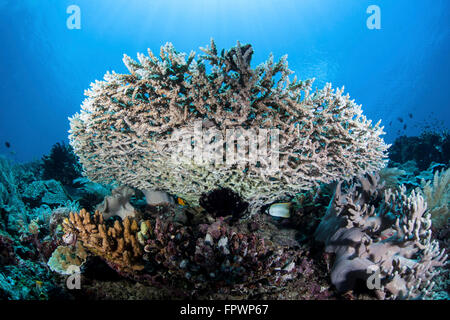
1,148,447,300
22,180,70,208
380,162,449,231
69,40,388,213
315,174,448,299
388,131,450,171
0,156,28,232
57,205,313,297
0,217,61,299
0,259,56,300
3,36,450,300
142,217,302,292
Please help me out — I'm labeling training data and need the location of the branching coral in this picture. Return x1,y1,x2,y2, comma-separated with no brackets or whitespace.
315,174,447,299
69,40,388,213
62,209,149,273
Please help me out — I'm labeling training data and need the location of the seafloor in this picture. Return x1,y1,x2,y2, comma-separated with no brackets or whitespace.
0,131,448,300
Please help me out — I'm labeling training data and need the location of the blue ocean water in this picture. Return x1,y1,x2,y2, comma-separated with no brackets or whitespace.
0,0,449,162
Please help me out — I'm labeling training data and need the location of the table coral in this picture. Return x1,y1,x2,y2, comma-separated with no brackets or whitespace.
69,40,389,214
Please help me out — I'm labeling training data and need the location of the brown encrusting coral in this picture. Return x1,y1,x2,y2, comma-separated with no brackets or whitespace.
69,40,389,214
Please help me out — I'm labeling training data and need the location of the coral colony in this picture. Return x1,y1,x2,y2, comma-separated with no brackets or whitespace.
0,41,448,300
68,40,388,213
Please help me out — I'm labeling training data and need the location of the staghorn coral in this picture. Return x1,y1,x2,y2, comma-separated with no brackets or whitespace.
62,209,149,273
418,168,450,230
69,40,388,214
315,174,447,299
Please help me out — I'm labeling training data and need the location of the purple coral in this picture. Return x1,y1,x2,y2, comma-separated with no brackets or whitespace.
140,216,301,294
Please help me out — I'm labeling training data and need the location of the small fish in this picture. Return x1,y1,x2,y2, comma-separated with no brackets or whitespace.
268,202,291,218
408,113,413,119
397,117,404,123
389,121,392,126
177,197,186,206
380,228,396,241
5,141,10,148
403,124,407,130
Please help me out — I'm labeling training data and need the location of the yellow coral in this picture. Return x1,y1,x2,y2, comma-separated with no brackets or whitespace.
63,209,150,273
